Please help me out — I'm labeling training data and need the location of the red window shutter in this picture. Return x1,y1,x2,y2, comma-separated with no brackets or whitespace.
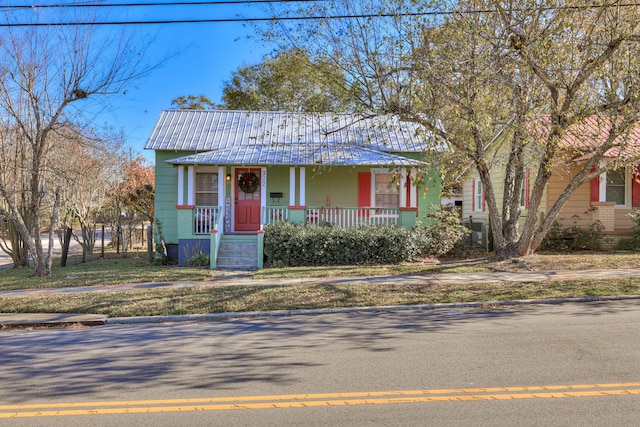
633,166,640,207
358,172,371,207
406,175,411,208
590,167,599,203
471,180,476,212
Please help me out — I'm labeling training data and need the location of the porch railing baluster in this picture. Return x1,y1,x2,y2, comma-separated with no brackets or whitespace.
194,206,218,234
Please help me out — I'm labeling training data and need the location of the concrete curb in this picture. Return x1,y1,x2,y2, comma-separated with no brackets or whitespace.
0,313,108,328
105,294,640,325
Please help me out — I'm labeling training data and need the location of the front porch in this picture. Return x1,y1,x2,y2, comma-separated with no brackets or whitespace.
175,203,418,269
169,163,426,269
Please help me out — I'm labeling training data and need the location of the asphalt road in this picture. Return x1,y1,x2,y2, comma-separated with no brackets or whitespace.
0,230,111,269
1,300,639,426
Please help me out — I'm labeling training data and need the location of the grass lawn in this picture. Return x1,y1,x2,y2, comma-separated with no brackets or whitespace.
1,250,639,318
0,252,211,290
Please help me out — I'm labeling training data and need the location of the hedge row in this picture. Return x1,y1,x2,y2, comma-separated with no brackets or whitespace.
264,223,412,267
264,208,468,267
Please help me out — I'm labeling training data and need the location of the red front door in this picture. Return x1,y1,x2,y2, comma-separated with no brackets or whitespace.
235,168,261,231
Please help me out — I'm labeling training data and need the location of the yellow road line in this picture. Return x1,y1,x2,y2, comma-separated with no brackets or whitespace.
2,383,640,418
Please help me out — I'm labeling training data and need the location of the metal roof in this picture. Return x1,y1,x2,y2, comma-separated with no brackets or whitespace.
146,110,445,149
165,144,427,167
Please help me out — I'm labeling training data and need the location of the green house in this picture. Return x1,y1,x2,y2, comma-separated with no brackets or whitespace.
145,110,444,269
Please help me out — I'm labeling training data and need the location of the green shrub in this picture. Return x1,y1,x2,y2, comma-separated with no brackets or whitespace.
153,219,170,265
264,222,413,267
264,209,468,267
616,210,640,250
186,251,210,267
539,218,605,251
413,207,468,256
184,241,210,267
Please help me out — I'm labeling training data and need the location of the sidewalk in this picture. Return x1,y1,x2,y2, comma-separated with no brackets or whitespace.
2,267,640,328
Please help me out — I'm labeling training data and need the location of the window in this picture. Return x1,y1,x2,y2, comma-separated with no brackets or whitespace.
473,179,483,212
606,169,626,206
374,172,400,208
195,173,218,206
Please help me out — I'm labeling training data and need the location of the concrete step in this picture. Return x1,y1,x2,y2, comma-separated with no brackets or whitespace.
219,242,257,252
216,236,259,269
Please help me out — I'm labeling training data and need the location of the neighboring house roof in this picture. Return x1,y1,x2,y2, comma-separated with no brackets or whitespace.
144,110,445,167
459,114,640,180
528,114,640,161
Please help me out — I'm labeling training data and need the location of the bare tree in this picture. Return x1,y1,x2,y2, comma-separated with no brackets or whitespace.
264,0,640,258
0,13,153,276
50,125,125,263
0,124,31,267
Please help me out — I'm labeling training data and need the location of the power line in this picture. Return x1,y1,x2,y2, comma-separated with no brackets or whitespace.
0,15,410,27
1,0,325,9
0,2,638,26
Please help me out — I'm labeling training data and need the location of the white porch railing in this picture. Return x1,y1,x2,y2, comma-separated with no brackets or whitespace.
262,206,401,228
262,206,290,225
306,207,399,228
194,206,219,234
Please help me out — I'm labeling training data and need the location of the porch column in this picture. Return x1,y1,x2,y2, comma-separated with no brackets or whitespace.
187,166,195,206
289,167,296,206
261,167,267,223
400,168,407,208
410,170,417,208
288,167,307,224
217,167,225,201
218,166,225,227
177,166,185,205
300,167,306,206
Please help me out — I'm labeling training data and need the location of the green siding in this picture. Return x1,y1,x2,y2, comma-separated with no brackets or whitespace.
306,167,361,208
154,151,183,244
417,167,442,221
265,166,291,205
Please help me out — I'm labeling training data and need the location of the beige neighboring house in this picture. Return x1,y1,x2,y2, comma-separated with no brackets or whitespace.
462,115,640,246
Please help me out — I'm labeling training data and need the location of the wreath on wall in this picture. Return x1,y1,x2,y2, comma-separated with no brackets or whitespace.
239,172,260,194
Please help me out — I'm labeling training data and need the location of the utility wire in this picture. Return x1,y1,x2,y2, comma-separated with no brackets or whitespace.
0,2,638,26
1,0,327,9
0,15,406,27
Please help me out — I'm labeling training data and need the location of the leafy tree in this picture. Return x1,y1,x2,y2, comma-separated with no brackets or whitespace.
53,126,126,263
100,155,154,258
219,48,359,112
263,0,640,259
171,94,215,110
119,157,155,223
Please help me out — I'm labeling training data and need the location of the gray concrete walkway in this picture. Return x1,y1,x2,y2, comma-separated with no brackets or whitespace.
2,268,640,327
3,267,640,299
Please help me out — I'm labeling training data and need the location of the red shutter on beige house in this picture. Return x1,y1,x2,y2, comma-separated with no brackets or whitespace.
358,172,371,207
471,180,475,212
633,166,640,207
590,168,600,203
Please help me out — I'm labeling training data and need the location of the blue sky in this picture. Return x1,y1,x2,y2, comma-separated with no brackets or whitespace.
5,1,275,161
89,2,275,161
